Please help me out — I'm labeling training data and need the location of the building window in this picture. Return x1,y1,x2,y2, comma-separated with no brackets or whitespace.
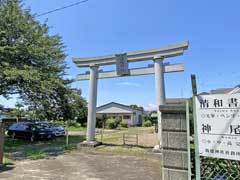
123,115,130,119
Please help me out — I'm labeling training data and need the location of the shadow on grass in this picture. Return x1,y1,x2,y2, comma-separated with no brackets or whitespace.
4,135,86,161
0,163,15,173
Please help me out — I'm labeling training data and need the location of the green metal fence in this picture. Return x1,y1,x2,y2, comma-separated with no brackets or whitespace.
191,154,240,179
200,157,240,180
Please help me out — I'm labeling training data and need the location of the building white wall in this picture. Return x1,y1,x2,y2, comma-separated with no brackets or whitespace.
96,103,143,126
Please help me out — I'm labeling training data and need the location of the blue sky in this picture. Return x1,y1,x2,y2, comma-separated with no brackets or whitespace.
1,0,240,110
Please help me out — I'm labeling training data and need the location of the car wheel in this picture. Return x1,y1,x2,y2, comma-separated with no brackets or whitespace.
30,134,35,142
11,132,16,139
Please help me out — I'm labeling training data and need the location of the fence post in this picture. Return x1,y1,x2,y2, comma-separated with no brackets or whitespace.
101,120,104,143
186,101,192,180
136,134,138,146
0,122,4,166
191,74,201,180
66,120,69,147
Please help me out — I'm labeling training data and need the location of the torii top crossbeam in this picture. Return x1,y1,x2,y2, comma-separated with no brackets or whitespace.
73,41,189,67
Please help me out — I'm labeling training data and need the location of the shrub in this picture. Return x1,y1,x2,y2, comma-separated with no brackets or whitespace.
69,120,81,127
55,120,66,126
143,114,151,122
106,118,118,129
74,122,81,128
143,114,157,124
115,117,122,128
96,114,107,128
82,122,87,127
55,120,82,128
142,120,152,127
120,121,128,128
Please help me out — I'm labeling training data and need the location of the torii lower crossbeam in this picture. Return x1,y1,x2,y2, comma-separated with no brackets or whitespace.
76,64,184,80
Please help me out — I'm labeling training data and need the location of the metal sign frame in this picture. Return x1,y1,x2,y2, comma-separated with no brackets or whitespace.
186,101,192,180
191,74,201,180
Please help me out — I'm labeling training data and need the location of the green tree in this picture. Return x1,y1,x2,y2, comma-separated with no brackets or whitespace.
0,0,87,121
130,104,144,111
57,88,87,122
26,85,87,122
96,114,107,128
0,0,66,101
8,102,25,122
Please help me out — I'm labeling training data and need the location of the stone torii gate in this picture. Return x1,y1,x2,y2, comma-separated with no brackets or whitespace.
73,41,189,147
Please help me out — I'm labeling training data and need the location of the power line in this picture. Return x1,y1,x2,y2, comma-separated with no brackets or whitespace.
36,0,89,17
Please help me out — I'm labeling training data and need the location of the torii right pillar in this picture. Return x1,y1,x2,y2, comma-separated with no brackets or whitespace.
154,57,166,149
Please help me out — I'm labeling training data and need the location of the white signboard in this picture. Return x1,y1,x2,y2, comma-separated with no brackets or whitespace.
116,53,128,76
196,94,240,161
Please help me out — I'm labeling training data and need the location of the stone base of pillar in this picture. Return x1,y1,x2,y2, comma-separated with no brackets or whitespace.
77,141,102,149
152,144,162,153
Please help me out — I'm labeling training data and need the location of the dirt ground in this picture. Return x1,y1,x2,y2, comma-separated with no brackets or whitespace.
0,151,162,180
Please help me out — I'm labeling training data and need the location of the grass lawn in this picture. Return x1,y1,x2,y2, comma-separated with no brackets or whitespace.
95,127,157,155
96,145,148,155
2,127,157,163
66,126,86,131
3,135,85,162
96,126,156,145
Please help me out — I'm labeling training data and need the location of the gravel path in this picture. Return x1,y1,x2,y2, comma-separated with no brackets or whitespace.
0,151,162,180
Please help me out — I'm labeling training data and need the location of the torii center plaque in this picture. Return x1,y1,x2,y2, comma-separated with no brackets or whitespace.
116,53,129,76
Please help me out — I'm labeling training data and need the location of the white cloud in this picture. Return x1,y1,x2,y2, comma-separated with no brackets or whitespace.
115,81,141,87
144,103,157,111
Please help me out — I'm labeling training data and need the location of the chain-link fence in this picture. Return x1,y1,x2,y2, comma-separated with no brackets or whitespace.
200,157,240,180
191,149,240,179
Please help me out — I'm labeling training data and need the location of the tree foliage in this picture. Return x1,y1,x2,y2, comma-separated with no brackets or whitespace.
27,85,87,121
129,104,144,111
7,102,25,121
0,0,87,121
0,0,66,97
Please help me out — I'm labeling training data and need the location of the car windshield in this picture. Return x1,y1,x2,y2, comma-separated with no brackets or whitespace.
32,124,48,130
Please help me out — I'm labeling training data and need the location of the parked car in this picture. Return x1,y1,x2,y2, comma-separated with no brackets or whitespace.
36,122,65,137
50,124,65,137
7,122,54,141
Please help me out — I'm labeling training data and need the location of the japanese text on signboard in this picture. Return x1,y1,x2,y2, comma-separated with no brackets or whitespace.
196,94,240,161
116,53,128,76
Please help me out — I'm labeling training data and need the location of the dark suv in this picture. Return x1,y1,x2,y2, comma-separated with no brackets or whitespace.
8,122,54,141
37,122,65,137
